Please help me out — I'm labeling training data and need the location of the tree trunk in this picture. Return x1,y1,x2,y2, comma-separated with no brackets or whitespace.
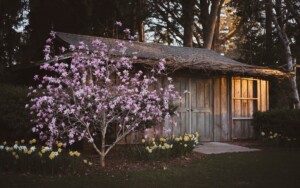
100,154,105,167
212,0,222,51
199,0,209,41
138,21,144,42
203,0,222,49
100,133,106,167
265,0,273,66
137,0,145,42
182,0,195,47
290,76,300,109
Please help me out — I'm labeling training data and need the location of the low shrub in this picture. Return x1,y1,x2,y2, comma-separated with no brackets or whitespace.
253,109,300,146
0,83,33,141
0,138,92,176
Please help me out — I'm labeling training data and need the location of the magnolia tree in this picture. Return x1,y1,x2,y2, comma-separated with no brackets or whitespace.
27,32,179,167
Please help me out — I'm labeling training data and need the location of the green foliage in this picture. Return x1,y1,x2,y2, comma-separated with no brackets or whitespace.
0,83,33,141
253,109,300,145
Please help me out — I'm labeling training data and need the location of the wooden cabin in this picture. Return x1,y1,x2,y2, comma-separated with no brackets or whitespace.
46,32,287,142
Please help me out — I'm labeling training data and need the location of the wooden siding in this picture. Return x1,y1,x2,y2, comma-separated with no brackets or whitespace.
123,75,269,143
213,77,231,141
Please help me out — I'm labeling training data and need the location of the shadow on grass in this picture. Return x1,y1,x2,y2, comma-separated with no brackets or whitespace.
1,148,300,188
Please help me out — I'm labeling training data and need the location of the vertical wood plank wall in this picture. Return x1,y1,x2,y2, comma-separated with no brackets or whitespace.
173,77,190,136
213,77,230,141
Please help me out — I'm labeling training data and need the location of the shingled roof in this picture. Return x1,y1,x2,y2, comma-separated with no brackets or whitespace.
54,32,288,77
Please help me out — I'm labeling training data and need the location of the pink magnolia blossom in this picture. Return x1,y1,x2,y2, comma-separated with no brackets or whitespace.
28,34,179,167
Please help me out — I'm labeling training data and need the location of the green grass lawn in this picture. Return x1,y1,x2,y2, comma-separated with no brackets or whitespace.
1,148,300,188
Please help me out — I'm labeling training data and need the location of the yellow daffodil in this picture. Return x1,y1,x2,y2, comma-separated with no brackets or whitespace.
88,162,93,166
58,148,62,153
49,152,56,160
32,138,37,143
3,141,7,145
83,159,88,164
29,139,37,144
57,142,63,148
74,151,81,157
21,139,25,144
141,139,146,143
159,137,166,142
69,151,74,157
38,152,43,158
184,136,189,141
15,155,19,159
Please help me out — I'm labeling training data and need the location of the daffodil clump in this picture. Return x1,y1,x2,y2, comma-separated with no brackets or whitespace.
141,132,199,160
0,138,87,175
260,131,297,146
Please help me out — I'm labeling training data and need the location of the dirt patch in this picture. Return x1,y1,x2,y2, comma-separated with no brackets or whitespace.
83,150,205,174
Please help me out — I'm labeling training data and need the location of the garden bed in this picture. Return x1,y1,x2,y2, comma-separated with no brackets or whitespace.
76,148,205,174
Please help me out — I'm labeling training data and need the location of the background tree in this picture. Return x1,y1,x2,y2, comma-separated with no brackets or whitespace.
0,0,27,72
267,0,300,109
24,0,150,62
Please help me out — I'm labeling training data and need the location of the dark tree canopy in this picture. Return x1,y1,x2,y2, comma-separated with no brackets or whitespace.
0,0,27,71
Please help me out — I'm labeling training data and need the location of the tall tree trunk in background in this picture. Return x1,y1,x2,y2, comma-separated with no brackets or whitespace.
137,0,145,42
182,0,195,47
203,0,222,49
212,0,222,51
265,0,273,65
138,21,144,42
267,0,300,109
199,0,209,46
275,0,284,28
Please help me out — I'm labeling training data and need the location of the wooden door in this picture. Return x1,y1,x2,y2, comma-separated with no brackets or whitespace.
173,77,213,141
173,77,189,135
191,79,213,141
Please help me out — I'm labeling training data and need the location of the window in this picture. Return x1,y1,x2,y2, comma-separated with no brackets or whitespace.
232,77,269,120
